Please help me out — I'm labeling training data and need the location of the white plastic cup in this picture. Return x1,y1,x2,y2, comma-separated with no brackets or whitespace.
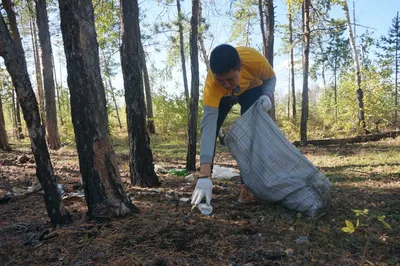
197,203,213,215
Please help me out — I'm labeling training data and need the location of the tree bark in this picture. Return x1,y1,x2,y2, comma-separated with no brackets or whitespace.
264,0,275,121
177,0,190,107
343,1,366,131
198,0,209,70
120,0,160,187
186,0,200,171
289,8,296,120
258,0,267,57
0,14,71,225
29,19,46,125
292,131,400,147
0,94,11,151
30,18,46,127
107,77,122,129
300,0,310,146
35,0,62,150
3,0,24,140
59,0,137,216
140,44,156,134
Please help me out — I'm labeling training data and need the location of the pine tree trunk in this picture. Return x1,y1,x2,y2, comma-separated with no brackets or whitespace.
395,13,399,127
59,0,137,216
0,95,11,151
120,0,160,187
343,1,366,132
198,0,209,70
289,8,296,120
140,44,156,134
107,78,122,129
15,101,24,139
264,0,275,121
35,0,61,150
258,0,267,57
11,87,18,139
30,18,46,127
300,0,310,146
177,0,190,107
186,0,200,171
0,14,71,225
52,52,64,126
3,0,25,140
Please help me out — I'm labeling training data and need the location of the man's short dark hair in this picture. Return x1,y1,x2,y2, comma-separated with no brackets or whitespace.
209,44,240,74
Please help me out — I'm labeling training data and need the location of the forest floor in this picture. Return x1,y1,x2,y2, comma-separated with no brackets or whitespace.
0,134,399,266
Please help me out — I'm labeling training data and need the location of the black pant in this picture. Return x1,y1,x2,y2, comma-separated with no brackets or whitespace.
212,85,264,176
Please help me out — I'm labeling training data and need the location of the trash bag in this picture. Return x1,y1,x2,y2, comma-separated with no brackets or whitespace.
225,99,331,217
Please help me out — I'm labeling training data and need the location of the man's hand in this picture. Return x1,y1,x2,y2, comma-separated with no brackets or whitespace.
191,177,212,206
259,95,272,112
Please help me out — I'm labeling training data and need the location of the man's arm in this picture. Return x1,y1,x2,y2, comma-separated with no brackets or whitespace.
261,74,276,99
199,105,218,176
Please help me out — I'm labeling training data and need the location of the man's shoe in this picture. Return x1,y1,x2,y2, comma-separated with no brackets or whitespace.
238,184,256,203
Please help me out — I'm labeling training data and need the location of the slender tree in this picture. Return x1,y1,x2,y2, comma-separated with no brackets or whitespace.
288,3,296,120
59,0,137,216
0,91,11,151
140,44,156,134
300,0,310,145
35,0,61,149
120,0,160,187
381,12,400,127
342,0,366,132
198,0,209,70
0,12,71,225
3,0,24,139
186,0,200,171
29,17,45,124
177,0,190,107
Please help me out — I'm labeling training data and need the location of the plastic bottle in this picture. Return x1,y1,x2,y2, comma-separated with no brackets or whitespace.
197,204,213,215
168,168,189,176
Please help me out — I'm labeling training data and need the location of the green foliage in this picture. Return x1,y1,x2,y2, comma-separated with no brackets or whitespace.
341,209,392,234
228,0,258,46
151,86,203,136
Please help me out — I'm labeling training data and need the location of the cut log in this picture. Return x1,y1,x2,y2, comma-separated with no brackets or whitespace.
292,131,400,147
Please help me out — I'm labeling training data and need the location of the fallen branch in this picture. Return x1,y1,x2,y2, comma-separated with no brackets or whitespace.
292,131,400,147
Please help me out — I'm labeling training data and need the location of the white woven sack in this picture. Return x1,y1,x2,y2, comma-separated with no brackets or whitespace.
225,100,331,217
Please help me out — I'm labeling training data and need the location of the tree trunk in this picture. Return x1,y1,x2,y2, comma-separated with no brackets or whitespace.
15,99,23,139
3,0,25,140
292,131,400,147
186,0,200,171
264,0,276,121
140,44,156,134
52,52,64,126
0,95,11,151
289,6,296,120
120,0,160,187
59,0,137,216
198,0,209,70
0,14,71,225
343,1,366,131
177,0,190,107
107,78,122,129
395,12,399,127
11,86,18,139
35,0,61,150
30,18,46,128
258,0,267,57
300,0,310,146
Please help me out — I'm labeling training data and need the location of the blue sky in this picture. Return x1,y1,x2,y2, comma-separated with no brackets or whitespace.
125,0,400,99
10,0,398,102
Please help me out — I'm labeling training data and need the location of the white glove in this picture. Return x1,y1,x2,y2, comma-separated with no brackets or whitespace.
191,178,212,206
259,95,272,112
